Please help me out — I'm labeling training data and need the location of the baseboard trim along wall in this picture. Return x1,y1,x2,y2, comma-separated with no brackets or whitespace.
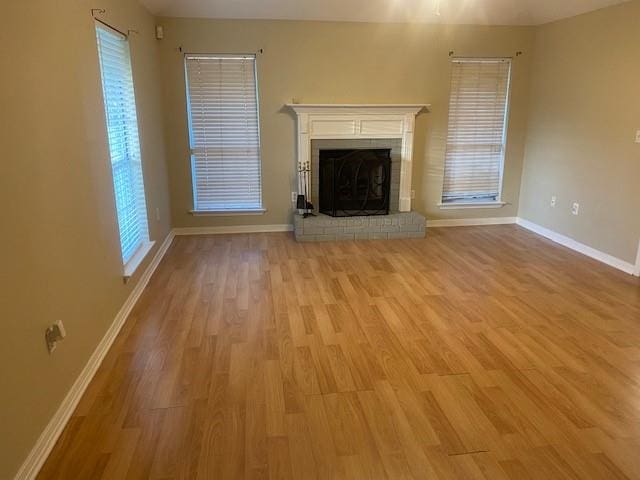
516,218,638,276
14,231,176,480
427,217,517,228
635,239,640,277
173,224,294,235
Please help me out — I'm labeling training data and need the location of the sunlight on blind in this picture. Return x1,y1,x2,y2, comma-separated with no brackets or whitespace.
185,55,263,212
96,25,149,264
442,58,512,204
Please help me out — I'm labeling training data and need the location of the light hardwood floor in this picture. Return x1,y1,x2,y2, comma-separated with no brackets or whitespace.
38,225,640,479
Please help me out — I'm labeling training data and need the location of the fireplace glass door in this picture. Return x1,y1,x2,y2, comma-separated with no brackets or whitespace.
318,149,391,217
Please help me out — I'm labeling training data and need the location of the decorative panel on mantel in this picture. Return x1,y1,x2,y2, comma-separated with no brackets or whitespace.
310,119,357,136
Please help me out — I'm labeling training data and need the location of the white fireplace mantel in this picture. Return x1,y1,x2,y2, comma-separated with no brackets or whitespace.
286,103,430,212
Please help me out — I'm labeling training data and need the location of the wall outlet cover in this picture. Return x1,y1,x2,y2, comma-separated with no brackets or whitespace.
571,202,580,215
45,321,66,354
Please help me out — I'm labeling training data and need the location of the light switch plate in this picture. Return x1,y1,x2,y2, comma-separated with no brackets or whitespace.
635,130,640,143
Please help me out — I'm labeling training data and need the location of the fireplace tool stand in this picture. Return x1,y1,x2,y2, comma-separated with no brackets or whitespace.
297,161,315,218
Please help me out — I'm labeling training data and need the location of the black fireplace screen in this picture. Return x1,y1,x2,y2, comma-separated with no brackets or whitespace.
319,148,391,217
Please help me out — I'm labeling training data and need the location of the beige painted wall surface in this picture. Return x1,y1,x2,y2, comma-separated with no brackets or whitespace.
0,1,171,477
519,1,640,264
158,18,534,227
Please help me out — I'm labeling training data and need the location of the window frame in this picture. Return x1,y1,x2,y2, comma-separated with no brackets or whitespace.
440,57,513,209
95,22,154,278
183,53,265,215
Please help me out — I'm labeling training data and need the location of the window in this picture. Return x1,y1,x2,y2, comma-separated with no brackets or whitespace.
96,24,151,274
442,58,512,206
184,55,263,213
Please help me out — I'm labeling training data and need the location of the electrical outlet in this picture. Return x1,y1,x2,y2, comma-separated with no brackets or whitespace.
571,202,580,215
45,320,67,354
550,195,557,207
291,192,298,203
635,130,640,143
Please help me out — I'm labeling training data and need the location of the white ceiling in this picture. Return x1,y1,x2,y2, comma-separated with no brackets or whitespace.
141,0,629,26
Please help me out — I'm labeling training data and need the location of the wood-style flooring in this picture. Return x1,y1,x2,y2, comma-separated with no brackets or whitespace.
38,225,640,479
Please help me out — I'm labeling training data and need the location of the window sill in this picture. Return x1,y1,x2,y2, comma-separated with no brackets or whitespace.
123,240,155,280
190,208,267,217
438,201,506,210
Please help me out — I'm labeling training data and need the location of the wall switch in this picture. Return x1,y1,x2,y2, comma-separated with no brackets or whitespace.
291,192,298,203
411,190,416,199
155,208,160,221
571,202,580,215
45,320,66,354
550,195,557,207
635,130,640,143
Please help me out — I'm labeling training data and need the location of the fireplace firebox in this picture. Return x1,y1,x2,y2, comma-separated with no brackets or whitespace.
319,148,391,217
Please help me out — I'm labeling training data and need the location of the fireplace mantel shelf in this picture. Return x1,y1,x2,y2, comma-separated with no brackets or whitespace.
286,104,431,115
288,103,430,212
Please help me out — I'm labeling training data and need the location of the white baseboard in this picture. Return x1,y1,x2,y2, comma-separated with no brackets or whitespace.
635,240,640,277
516,218,637,276
173,224,293,235
14,231,175,480
427,217,517,228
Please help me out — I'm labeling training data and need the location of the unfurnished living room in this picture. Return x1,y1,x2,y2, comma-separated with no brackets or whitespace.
2,0,640,478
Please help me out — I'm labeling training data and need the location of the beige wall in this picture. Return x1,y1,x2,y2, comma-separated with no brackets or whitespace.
157,18,534,228
519,1,640,264
0,0,171,477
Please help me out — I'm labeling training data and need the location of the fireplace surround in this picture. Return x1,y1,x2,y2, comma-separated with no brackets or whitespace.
312,138,402,214
287,104,429,241
287,104,429,212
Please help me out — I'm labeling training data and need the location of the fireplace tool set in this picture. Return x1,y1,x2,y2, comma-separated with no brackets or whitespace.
296,161,315,218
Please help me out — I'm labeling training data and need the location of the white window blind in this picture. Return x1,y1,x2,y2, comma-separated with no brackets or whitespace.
96,24,149,264
184,55,263,212
442,58,512,204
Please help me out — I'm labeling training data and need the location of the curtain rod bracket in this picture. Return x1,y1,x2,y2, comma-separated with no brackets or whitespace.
92,10,131,39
